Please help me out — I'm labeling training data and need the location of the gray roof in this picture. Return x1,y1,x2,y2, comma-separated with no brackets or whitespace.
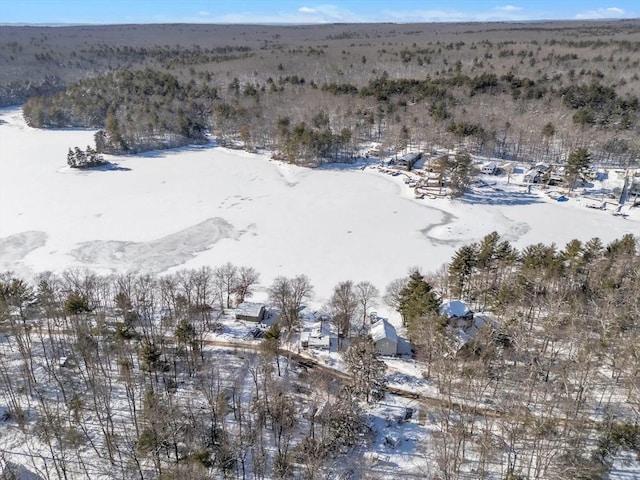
370,318,398,344
236,302,265,318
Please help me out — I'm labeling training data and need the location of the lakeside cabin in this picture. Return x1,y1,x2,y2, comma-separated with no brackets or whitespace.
397,152,422,169
523,169,542,184
235,302,266,322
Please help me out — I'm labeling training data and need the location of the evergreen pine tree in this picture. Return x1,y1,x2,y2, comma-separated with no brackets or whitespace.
449,244,478,299
565,147,592,192
67,148,76,167
398,270,441,333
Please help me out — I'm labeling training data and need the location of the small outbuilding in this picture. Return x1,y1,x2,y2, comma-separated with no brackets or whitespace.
235,302,266,322
370,318,398,356
300,331,330,350
523,169,542,184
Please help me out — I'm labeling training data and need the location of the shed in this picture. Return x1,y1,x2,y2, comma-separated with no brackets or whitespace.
58,355,77,369
235,302,266,322
523,169,542,184
370,318,398,356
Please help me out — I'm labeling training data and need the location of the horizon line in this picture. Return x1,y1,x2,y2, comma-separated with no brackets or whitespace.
2,17,639,28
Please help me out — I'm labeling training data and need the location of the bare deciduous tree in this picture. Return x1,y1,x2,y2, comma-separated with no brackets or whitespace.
214,262,238,309
268,275,313,333
330,280,358,345
234,266,260,305
383,277,407,319
354,280,379,330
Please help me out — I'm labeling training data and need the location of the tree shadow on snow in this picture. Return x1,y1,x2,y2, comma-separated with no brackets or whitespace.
582,187,614,197
1,462,45,480
75,162,131,172
315,158,375,171
135,141,217,158
462,188,543,206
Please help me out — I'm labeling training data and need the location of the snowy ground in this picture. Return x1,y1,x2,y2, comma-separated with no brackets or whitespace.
1,106,638,313
2,107,639,478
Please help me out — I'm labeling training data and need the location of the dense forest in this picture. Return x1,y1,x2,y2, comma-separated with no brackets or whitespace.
0,233,638,479
2,21,639,163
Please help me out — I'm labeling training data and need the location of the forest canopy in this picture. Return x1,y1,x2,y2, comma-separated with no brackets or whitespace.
5,21,639,163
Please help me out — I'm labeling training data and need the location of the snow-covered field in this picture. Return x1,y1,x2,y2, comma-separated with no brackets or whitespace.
1,106,638,308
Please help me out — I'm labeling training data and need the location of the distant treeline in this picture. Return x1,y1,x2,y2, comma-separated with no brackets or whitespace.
19,64,639,165
10,20,640,164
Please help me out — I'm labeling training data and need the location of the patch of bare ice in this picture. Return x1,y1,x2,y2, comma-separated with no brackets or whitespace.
0,231,47,268
70,217,239,274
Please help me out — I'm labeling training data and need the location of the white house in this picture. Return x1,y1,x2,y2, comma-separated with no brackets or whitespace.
370,318,398,356
300,331,330,350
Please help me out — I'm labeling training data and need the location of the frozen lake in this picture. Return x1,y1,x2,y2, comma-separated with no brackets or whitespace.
1,107,637,302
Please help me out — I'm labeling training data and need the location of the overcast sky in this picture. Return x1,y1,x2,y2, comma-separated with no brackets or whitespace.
1,0,638,25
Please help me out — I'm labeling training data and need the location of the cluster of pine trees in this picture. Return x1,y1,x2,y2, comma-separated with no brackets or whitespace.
383,232,640,478
66,145,105,168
